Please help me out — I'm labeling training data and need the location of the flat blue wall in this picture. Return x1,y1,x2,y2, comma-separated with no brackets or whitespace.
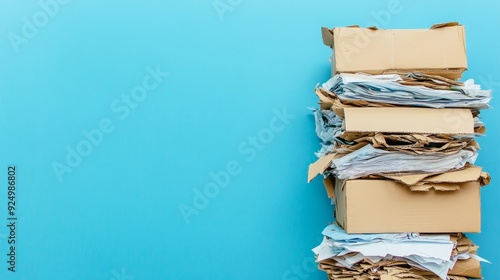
0,0,498,279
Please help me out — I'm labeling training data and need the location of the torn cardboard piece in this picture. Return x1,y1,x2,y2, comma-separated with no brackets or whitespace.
373,166,491,187
321,22,467,79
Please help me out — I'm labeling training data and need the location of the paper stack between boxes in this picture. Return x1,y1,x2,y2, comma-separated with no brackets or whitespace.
308,22,492,280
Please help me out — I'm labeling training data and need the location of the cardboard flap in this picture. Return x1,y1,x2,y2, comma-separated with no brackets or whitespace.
314,88,334,110
424,166,482,183
323,178,335,199
409,184,432,192
480,172,491,186
384,173,432,186
407,184,460,192
378,167,483,186
321,27,334,47
307,154,335,182
431,183,461,191
431,22,460,29
343,107,474,134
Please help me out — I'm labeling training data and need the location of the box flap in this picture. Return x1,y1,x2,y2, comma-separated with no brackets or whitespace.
343,107,474,134
321,27,334,47
408,183,461,191
408,184,433,192
431,22,460,29
307,154,335,182
379,166,485,187
480,172,491,186
430,182,461,191
383,173,436,186
424,166,482,183
323,178,335,199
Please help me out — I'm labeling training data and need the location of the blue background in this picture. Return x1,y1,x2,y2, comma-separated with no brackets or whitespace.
0,0,499,279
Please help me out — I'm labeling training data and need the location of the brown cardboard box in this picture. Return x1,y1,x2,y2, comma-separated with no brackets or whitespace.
323,166,489,233
321,22,467,79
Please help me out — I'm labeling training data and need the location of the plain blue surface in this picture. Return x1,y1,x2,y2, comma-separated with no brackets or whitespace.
0,0,499,279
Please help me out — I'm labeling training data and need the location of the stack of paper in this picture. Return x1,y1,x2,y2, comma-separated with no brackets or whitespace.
313,224,487,280
308,22,492,280
322,73,491,109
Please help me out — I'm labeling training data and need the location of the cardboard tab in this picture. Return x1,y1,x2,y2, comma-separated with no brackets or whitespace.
343,107,474,134
323,178,335,199
321,27,334,47
383,173,435,186
431,22,460,29
424,166,482,183
430,183,461,191
307,154,335,182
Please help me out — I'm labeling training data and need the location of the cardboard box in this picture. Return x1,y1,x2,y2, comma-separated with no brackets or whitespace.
321,22,467,79
323,167,488,233
308,107,475,182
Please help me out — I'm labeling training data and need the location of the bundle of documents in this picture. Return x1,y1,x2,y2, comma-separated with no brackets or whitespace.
313,224,487,280
308,22,492,280
324,144,477,180
322,73,491,109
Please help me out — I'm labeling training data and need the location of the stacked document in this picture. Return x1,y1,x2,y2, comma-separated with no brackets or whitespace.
313,224,487,280
308,104,485,182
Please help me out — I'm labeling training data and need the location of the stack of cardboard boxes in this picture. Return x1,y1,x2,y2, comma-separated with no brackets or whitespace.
308,23,491,279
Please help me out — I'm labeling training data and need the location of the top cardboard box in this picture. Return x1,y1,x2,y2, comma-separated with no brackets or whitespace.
321,22,467,79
